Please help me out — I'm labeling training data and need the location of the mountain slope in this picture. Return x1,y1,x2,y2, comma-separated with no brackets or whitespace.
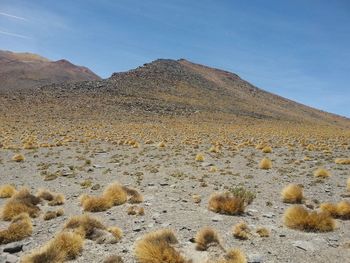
31,58,348,127
0,50,100,90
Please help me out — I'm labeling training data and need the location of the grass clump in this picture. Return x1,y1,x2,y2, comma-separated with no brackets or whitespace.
43,209,64,221
216,249,247,263
313,168,331,178
281,184,304,203
228,187,256,205
12,154,25,162
195,153,205,162
335,158,350,165
79,182,129,212
0,213,32,244
21,231,83,263
134,229,188,263
256,227,270,237
103,255,124,263
261,146,272,153
232,222,250,240
283,205,335,232
320,200,350,219
0,184,16,198
195,227,222,251
1,188,41,221
208,192,246,215
259,158,272,169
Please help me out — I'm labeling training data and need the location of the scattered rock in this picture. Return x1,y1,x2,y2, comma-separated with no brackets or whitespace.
3,242,23,253
292,240,315,252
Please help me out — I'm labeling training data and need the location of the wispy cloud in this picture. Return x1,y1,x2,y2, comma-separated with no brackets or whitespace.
0,29,31,39
0,11,28,21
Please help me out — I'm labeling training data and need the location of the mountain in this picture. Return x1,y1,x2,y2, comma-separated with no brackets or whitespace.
28,58,349,128
0,50,100,90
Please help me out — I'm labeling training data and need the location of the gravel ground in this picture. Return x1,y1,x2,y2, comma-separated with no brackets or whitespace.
0,140,349,263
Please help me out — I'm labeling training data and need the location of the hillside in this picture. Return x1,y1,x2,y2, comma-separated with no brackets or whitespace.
0,50,100,91
22,58,349,128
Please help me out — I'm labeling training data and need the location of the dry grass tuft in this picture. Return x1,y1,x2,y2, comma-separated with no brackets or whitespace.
48,194,65,206
103,182,128,206
313,168,331,178
216,248,247,263
37,189,65,206
283,205,335,232
320,200,350,219
122,186,144,203
80,182,128,212
36,189,54,201
1,188,41,221
195,153,205,162
0,213,32,244
79,194,113,212
261,146,272,153
208,192,246,215
259,158,272,169
281,184,304,203
21,231,83,263
157,141,166,148
256,227,270,237
232,222,250,240
0,184,16,198
127,206,145,216
103,255,124,263
192,194,201,203
12,153,25,162
335,158,350,165
43,209,64,221
107,227,123,241
195,227,221,251
134,229,188,263
63,214,106,239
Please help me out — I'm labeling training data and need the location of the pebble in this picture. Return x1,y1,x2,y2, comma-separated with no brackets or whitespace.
248,254,264,263
292,240,315,251
262,212,275,218
212,215,223,222
3,242,23,253
6,254,18,263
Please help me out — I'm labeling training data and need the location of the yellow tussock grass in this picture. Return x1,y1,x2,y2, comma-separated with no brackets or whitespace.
259,158,272,169
0,213,32,244
281,184,304,203
195,227,222,251
283,205,335,232
0,184,16,198
208,192,246,215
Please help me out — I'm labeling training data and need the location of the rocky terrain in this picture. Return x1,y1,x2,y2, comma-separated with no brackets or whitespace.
0,56,349,263
0,50,100,91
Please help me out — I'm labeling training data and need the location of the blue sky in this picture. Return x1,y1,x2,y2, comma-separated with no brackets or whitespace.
1,0,349,117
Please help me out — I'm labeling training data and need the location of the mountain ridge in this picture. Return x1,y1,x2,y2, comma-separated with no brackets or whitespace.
0,50,100,91
28,57,349,128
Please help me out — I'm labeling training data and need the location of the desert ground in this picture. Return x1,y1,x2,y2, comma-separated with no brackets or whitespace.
0,118,349,263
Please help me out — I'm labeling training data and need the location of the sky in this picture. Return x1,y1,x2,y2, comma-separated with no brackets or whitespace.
1,0,350,117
